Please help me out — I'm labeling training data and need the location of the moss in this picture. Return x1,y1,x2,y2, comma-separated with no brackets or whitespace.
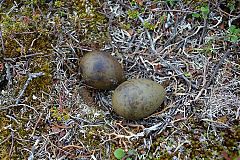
50,107,70,122
69,0,109,48
14,56,52,103
0,110,34,159
3,33,53,58
1,0,54,57
185,119,239,159
0,113,11,159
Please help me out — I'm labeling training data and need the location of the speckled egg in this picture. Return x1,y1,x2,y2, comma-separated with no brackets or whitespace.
112,79,166,120
80,51,125,90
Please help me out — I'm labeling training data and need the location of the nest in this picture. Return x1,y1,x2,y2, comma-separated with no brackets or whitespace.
0,0,239,159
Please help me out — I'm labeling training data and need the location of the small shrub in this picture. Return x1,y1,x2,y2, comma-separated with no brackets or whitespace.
166,0,178,6
192,5,209,19
114,148,126,160
143,21,155,30
127,10,139,19
227,25,240,43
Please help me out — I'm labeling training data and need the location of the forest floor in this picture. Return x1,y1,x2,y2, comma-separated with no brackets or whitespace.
0,0,239,159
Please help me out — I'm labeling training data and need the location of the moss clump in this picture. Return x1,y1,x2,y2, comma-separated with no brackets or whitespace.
186,120,239,159
0,113,11,159
1,0,54,57
0,110,34,159
51,107,70,122
3,33,53,58
16,57,53,102
69,0,109,48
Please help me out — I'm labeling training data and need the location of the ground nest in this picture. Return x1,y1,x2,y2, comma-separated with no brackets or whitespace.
0,0,239,159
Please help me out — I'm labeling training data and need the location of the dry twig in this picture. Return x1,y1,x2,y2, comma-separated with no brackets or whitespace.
16,72,45,104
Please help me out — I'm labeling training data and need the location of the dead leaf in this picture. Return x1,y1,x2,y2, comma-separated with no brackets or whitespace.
134,0,143,6
220,23,225,30
175,114,183,120
217,115,228,123
51,125,61,132
127,29,134,36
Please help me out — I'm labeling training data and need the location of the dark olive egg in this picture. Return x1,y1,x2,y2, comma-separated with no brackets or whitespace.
80,51,125,90
112,79,166,120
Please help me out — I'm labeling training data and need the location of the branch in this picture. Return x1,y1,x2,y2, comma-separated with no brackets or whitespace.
138,15,197,89
15,72,45,104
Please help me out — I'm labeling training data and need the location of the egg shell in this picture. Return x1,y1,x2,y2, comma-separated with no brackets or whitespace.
112,79,166,120
80,51,125,90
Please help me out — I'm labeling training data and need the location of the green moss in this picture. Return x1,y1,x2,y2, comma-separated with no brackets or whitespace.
69,0,109,48
3,33,52,58
14,56,52,102
0,111,34,159
127,10,139,19
50,107,70,122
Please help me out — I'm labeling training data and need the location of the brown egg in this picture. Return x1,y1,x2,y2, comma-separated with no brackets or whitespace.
80,51,125,90
112,79,166,120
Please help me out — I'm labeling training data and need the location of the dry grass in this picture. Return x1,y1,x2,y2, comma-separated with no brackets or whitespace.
0,0,239,159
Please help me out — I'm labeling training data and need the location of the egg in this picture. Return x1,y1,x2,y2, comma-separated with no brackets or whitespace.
112,79,166,120
80,51,125,90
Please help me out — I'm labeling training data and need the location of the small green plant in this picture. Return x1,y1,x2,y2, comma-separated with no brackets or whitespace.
165,0,177,6
114,148,137,160
192,12,201,18
129,0,137,6
51,107,70,121
127,10,139,19
227,1,236,13
200,6,209,18
184,72,192,77
192,5,209,19
227,25,240,43
143,21,155,30
159,13,166,24
114,148,126,160
120,23,131,30
54,0,63,7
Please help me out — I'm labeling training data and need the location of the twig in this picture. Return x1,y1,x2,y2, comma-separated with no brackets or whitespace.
206,49,231,88
201,119,230,128
62,145,83,150
15,72,45,104
13,38,25,55
7,2,18,15
151,9,195,13
31,113,43,137
0,0,5,6
163,14,184,47
28,138,40,160
9,131,14,158
194,58,209,101
216,6,240,18
4,52,49,61
144,100,183,135
137,16,155,53
5,62,12,85
137,15,197,89
194,49,231,101
174,140,190,153
0,26,5,54
0,104,38,113
199,2,210,45
0,135,11,145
